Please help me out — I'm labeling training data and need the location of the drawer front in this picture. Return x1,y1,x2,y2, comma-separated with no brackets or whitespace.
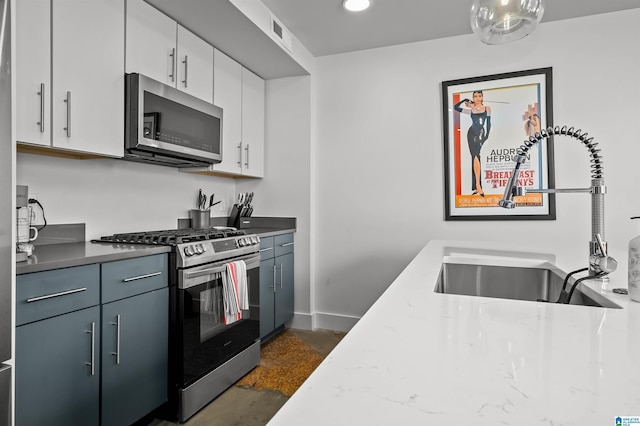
259,236,275,260
17,264,100,325
274,233,294,257
101,254,168,303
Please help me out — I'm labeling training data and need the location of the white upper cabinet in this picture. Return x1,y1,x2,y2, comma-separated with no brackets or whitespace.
213,49,243,175
241,68,265,178
126,0,213,103
15,0,50,148
176,26,214,103
211,49,264,178
16,0,125,157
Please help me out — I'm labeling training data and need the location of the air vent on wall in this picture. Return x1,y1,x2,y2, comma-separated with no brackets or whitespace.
270,15,293,53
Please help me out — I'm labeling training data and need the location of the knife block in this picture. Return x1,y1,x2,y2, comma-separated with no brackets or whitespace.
227,204,241,228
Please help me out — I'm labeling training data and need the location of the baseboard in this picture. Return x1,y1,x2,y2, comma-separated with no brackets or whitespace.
289,312,313,331
312,312,360,333
288,312,360,333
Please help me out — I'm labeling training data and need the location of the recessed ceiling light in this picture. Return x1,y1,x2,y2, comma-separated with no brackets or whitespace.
343,0,371,12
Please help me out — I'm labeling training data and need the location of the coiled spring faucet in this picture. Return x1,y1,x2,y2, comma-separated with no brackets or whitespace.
499,125,617,277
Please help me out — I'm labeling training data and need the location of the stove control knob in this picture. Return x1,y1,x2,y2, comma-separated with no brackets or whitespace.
238,238,246,247
194,244,204,254
252,236,259,245
184,246,194,257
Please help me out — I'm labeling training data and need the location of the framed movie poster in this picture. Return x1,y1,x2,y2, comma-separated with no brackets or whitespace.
441,67,555,221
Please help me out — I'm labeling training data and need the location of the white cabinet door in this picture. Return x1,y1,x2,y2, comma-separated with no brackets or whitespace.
241,68,265,178
15,0,51,147
213,49,243,175
125,0,176,86
177,25,214,103
51,0,124,157
126,1,213,103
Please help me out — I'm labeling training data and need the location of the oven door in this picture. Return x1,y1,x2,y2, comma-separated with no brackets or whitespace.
177,253,260,388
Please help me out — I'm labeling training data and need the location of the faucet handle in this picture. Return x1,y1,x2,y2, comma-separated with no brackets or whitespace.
590,254,618,275
590,234,617,275
595,233,607,256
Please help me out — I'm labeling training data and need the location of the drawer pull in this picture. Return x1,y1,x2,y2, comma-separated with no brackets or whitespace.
26,287,87,303
122,271,162,282
280,242,294,247
259,247,273,252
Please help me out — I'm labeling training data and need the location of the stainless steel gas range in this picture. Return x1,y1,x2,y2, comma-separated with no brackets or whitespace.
96,228,261,422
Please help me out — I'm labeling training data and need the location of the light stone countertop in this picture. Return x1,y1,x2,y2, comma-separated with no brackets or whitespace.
268,239,640,426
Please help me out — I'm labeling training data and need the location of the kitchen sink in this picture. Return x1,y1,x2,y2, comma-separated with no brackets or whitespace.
434,261,622,309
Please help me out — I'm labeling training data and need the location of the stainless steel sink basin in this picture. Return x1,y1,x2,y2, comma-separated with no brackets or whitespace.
435,262,621,309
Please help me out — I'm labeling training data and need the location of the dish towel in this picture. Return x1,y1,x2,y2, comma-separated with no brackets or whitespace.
222,260,248,325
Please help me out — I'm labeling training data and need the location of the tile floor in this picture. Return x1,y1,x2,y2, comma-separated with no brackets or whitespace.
143,328,345,426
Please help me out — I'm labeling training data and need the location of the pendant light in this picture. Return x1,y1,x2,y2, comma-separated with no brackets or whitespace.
470,0,545,45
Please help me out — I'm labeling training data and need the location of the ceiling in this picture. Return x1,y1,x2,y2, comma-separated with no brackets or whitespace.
146,0,640,78
262,0,640,57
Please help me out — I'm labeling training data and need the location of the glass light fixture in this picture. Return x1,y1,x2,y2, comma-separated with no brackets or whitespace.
470,0,545,45
343,0,371,12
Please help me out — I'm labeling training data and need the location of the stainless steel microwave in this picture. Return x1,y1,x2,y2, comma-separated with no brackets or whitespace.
125,73,223,167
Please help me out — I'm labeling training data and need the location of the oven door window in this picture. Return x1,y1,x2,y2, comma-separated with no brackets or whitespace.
180,266,259,387
190,277,249,343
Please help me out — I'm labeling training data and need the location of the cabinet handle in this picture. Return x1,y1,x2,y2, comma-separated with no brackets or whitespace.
169,48,176,82
122,271,162,282
63,91,71,137
259,247,273,253
280,263,284,289
237,143,242,166
85,322,95,376
280,242,294,248
244,144,250,168
272,266,277,292
37,83,45,132
182,55,188,88
111,315,121,365
26,287,87,303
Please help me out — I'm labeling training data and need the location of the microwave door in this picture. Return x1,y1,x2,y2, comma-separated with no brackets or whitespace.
125,73,222,167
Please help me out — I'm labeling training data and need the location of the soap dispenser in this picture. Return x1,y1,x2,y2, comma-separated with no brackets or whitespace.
629,216,640,302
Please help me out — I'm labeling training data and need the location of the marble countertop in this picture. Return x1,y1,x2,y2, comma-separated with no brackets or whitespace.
268,240,640,425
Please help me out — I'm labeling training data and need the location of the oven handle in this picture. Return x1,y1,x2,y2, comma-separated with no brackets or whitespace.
184,264,226,279
183,254,260,280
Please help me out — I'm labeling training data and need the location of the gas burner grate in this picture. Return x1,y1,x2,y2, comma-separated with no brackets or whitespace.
96,228,245,246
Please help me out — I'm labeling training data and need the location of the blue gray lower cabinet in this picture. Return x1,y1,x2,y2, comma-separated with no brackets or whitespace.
101,287,168,426
15,254,169,426
16,306,101,425
259,234,295,340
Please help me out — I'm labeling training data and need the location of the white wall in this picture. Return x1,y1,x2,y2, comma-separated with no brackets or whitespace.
16,153,236,239
237,75,313,328
312,10,640,330
15,10,640,334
